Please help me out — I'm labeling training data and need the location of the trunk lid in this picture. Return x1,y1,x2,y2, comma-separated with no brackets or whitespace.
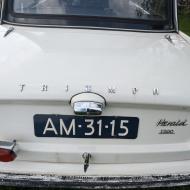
0,25,190,164
0,26,190,105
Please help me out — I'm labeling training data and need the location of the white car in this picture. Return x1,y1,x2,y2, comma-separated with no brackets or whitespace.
0,0,190,188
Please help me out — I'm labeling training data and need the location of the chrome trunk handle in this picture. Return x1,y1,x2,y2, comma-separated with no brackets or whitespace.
71,93,106,116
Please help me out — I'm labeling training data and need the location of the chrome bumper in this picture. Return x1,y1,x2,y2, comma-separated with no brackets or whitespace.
0,173,190,188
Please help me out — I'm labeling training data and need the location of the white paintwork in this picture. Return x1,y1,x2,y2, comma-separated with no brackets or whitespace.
1,159,190,176
0,1,190,182
180,31,190,43
0,26,189,105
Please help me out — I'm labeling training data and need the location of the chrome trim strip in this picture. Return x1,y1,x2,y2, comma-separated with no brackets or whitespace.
3,20,176,33
0,140,16,150
174,0,179,32
0,0,5,25
165,34,174,44
3,26,14,37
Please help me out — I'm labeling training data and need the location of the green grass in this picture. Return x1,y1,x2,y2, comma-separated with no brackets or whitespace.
179,14,190,36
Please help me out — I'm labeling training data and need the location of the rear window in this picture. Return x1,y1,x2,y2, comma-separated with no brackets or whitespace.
13,0,168,21
5,0,174,31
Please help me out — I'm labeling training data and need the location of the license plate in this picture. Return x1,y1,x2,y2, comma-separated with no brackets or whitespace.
34,115,139,139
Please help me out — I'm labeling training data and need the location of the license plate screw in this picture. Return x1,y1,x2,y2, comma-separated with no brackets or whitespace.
82,152,91,173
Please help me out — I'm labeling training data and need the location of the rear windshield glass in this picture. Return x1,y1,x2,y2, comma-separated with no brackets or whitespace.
13,0,168,21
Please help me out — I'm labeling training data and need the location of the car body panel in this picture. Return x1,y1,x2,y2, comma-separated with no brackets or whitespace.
0,25,190,165
0,25,189,106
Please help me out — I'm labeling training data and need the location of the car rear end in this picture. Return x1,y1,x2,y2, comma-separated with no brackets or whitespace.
0,0,190,188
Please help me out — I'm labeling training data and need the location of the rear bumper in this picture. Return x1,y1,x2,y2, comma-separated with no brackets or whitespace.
1,160,190,189
1,173,190,189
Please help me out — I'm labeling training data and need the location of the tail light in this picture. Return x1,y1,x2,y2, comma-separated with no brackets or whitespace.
0,148,17,162
0,140,17,162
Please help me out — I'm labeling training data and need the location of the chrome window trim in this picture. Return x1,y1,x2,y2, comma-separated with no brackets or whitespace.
3,20,176,33
0,0,5,24
174,0,179,32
